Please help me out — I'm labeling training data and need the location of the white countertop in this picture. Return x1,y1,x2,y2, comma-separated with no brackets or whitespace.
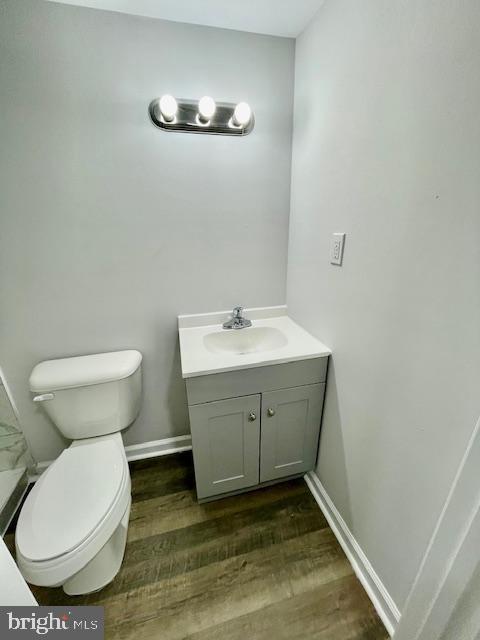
0,538,37,605
178,306,331,378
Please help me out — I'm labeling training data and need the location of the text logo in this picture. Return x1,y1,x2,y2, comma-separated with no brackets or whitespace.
0,607,104,639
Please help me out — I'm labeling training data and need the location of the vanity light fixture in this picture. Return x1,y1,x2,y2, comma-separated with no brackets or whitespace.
197,96,216,124
158,94,178,123
149,95,255,136
232,102,252,127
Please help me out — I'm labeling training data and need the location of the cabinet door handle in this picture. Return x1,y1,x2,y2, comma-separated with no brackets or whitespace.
267,408,275,417
248,412,256,422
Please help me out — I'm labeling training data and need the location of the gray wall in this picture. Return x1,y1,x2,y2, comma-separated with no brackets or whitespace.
287,0,480,611
0,0,294,462
440,560,480,640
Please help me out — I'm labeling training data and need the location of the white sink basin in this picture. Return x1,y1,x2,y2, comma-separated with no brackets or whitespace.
178,306,331,378
203,326,288,355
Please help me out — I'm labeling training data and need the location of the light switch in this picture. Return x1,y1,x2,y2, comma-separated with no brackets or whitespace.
330,233,345,266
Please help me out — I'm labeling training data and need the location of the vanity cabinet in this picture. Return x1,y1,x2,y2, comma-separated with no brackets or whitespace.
187,358,328,501
260,384,324,483
189,395,261,499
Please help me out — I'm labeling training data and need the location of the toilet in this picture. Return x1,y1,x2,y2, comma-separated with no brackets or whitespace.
15,350,142,595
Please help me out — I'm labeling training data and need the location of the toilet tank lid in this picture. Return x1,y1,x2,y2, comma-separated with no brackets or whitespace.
29,350,142,392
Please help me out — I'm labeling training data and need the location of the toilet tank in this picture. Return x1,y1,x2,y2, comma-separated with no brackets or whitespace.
29,350,142,440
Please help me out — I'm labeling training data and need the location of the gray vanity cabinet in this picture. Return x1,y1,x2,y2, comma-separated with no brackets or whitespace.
189,394,261,500
260,383,325,482
186,357,328,502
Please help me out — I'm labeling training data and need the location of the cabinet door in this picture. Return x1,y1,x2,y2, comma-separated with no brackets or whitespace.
189,394,261,500
260,383,325,482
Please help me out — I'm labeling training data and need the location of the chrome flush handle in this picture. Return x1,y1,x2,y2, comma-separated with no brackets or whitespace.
33,393,54,402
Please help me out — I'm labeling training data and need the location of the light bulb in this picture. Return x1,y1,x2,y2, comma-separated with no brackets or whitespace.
159,94,177,123
232,102,252,127
198,96,216,122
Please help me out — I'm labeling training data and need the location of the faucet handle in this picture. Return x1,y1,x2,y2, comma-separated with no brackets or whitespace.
233,306,244,318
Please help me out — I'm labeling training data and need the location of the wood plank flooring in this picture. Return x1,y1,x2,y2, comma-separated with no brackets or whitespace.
5,453,388,639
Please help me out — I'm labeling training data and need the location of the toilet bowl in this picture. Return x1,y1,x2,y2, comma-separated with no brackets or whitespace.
15,350,142,595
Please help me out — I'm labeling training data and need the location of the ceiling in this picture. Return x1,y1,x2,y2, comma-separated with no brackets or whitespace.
47,0,324,38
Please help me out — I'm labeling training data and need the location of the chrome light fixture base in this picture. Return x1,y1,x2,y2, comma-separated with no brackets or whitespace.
149,98,254,136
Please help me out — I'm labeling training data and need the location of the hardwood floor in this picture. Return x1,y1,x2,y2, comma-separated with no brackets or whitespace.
5,453,388,639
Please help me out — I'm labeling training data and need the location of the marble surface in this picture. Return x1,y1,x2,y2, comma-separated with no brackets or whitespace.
0,467,27,523
0,383,31,472
0,382,31,536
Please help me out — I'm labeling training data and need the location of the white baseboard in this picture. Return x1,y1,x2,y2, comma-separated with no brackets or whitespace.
30,434,192,481
124,435,192,462
304,471,400,637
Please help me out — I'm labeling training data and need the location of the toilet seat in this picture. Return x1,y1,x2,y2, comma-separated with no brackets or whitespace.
16,434,131,587
18,438,125,561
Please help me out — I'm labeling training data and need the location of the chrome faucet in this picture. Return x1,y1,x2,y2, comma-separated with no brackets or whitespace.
223,306,252,330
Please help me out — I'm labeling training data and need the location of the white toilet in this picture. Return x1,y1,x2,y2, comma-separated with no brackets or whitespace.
15,350,142,595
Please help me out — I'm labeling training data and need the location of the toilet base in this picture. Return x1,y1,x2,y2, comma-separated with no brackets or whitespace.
63,497,131,596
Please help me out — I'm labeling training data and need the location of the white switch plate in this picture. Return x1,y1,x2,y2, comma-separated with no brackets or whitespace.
330,233,345,265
